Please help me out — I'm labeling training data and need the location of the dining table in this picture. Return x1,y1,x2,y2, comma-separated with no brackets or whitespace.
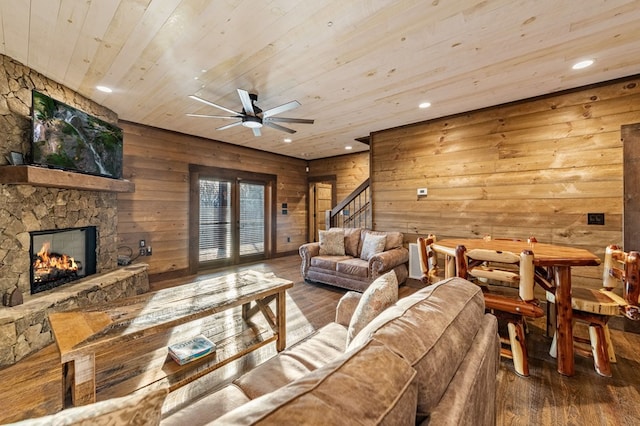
431,238,601,376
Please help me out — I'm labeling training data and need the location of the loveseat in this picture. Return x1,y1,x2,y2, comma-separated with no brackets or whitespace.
161,274,500,425
299,228,409,292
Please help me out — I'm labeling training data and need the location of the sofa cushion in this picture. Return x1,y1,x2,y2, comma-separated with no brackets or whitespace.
234,354,313,399
212,340,418,426
310,255,351,271
347,271,398,345
348,277,485,417
336,257,369,278
319,229,346,256
233,323,348,400
11,387,168,426
359,230,404,254
161,384,250,426
360,233,387,260
283,322,348,369
344,227,362,257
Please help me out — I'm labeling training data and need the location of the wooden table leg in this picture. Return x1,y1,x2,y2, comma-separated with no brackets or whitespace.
554,266,575,376
68,353,96,406
242,292,287,352
276,290,287,352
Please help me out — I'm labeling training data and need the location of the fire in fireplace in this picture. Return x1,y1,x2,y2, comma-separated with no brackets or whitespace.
30,227,97,294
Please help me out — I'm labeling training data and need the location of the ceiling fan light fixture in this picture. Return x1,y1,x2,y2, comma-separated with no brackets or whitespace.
242,116,263,128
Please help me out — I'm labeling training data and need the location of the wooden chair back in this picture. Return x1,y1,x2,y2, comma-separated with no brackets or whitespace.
454,244,543,376
455,246,537,303
417,234,438,284
603,245,640,320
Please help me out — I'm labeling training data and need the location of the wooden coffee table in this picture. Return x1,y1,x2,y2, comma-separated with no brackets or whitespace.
48,270,293,406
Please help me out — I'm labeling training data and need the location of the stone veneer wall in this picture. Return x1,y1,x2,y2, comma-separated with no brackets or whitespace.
0,54,120,301
0,265,149,366
0,55,142,366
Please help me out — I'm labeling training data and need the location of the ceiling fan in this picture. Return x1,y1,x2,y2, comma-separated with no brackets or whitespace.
187,89,314,137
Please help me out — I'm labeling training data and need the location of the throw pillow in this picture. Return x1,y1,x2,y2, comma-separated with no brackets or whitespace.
319,229,345,256
343,227,361,257
346,270,398,346
359,233,387,260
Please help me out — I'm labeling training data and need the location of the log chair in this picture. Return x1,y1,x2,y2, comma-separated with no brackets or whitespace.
455,245,545,377
546,245,640,377
417,234,439,284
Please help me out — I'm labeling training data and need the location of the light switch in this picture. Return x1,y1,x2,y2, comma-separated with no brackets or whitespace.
417,188,428,196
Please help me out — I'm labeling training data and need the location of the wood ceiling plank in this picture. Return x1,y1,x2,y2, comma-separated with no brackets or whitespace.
90,0,187,99
0,0,30,63
78,0,155,96
63,0,121,91
27,0,61,75
45,0,92,84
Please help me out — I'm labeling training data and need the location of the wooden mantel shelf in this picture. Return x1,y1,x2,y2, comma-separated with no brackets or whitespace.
0,165,135,192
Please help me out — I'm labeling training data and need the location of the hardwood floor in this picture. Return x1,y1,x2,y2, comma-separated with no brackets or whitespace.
1,255,639,424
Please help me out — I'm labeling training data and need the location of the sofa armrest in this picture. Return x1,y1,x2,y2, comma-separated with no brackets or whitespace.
335,291,362,326
299,242,321,277
369,247,409,280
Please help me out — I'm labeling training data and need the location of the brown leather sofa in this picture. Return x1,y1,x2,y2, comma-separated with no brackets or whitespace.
161,276,500,425
299,228,410,292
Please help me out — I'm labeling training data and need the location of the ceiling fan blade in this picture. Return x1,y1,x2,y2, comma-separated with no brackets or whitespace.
264,121,296,134
262,100,301,118
237,89,256,115
189,95,240,115
252,127,261,137
216,121,243,131
265,117,314,124
186,113,240,119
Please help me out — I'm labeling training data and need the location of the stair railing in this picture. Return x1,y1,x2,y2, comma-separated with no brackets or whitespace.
326,178,371,229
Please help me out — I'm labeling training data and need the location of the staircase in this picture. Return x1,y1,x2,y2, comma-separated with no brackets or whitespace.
326,178,371,229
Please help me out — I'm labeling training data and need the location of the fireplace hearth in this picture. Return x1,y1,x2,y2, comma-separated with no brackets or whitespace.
30,227,97,294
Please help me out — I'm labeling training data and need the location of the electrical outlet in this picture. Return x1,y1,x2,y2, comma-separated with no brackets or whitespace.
287,237,291,243
139,248,146,256
587,213,605,225
146,246,152,256
139,239,146,247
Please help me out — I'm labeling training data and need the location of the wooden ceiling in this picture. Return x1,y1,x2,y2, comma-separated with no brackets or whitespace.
1,0,639,159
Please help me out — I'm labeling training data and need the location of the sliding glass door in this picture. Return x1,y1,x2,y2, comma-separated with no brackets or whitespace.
239,182,265,256
199,178,232,262
196,172,271,269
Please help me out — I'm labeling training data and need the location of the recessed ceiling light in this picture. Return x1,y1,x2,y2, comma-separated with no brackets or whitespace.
96,85,112,93
572,59,594,70
283,138,292,143
419,102,431,109
345,145,352,150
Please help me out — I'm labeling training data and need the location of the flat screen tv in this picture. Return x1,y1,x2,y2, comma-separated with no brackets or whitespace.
31,90,123,179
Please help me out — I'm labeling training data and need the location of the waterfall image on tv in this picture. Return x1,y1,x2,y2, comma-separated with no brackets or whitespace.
31,90,123,179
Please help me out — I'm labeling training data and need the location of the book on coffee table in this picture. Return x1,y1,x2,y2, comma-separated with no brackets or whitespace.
168,335,216,366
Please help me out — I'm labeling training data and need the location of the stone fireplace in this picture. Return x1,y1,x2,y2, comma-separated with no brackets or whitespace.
30,226,97,294
0,54,146,367
0,184,150,367
0,185,118,300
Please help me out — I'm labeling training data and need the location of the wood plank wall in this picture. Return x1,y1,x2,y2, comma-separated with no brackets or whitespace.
117,122,307,281
308,152,370,201
370,76,640,287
